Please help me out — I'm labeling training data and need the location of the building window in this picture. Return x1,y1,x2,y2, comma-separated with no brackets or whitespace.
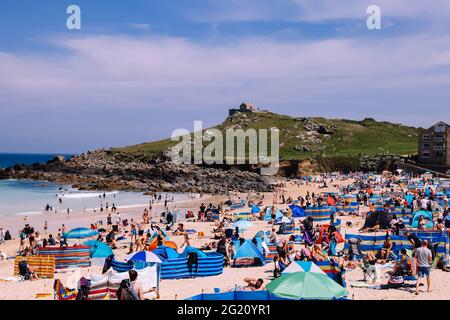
422,152,430,158
436,151,445,157
422,134,431,141
422,143,430,149
435,145,445,151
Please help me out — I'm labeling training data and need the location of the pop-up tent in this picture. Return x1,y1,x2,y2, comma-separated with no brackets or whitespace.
83,240,114,266
411,210,434,229
179,246,208,259
264,206,284,221
233,240,266,267
289,205,305,218
83,240,114,258
251,205,261,214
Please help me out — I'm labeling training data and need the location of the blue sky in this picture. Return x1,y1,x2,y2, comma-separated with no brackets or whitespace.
1,0,450,153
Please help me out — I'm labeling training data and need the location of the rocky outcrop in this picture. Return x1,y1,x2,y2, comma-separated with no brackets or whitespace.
1,150,273,194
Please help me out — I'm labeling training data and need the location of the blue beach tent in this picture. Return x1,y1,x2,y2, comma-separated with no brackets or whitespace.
251,205,261,214
411,210,434,229
289,205,306,218
179,246,208,259
233,240,266,266
83,240,113,258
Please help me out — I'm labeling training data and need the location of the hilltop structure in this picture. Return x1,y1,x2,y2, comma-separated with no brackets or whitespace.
418,122,450,170
228,102,268,117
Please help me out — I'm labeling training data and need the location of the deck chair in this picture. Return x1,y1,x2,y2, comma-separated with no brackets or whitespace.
348,238,363,260
18,260,31,281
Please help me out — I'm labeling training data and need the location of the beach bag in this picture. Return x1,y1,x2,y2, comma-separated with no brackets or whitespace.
117,279,140,300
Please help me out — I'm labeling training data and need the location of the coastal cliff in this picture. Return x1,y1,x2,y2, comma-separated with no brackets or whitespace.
0,150,273,193
0,111,420,193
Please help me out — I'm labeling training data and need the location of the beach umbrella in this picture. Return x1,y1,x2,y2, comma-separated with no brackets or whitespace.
83,240,113,258
282,261,326,275
125,251,161,263
266,272,348,300
63,227,98,239
233,220,253,232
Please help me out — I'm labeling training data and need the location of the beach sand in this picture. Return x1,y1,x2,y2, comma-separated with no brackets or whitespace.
0,178,448,300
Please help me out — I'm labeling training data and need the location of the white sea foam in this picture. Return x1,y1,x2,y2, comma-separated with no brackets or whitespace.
57,191,119,199
15,211,42,216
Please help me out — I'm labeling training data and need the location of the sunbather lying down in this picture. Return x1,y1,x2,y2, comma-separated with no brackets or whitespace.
359,220,381,233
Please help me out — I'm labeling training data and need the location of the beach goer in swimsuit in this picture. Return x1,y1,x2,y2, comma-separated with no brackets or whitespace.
243,278,264,291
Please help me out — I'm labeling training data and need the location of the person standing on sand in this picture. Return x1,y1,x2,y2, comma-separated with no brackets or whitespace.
107,213,112,227
415,240,432,295
44,221,48,234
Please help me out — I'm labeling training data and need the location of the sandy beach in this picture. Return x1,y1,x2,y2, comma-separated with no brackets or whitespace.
1,176,449,300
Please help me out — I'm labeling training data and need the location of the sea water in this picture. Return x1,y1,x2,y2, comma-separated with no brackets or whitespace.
0,154,191,217
0,179,190,217
0,153,73,168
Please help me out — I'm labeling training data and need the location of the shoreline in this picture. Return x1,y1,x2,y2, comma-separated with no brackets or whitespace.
0,189,221,236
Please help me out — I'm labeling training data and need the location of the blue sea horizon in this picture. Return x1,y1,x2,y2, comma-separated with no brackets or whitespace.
0,153,74,169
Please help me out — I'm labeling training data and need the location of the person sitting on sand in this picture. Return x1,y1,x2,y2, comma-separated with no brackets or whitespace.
47,234,57,246
376,235,392,262
26,264,40,281
312,244,327,262
435,218,445,232
390,249,412,276
418,216,427,230
173,223,185,236
269,228,277,245
106,231,117,249
297,243,312,261
242,278,264,291
213,223,225,239
118,270,144,300
201,241,217,251
340,254,359,269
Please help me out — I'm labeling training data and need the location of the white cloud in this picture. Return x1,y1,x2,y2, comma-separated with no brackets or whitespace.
0,32,450,125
